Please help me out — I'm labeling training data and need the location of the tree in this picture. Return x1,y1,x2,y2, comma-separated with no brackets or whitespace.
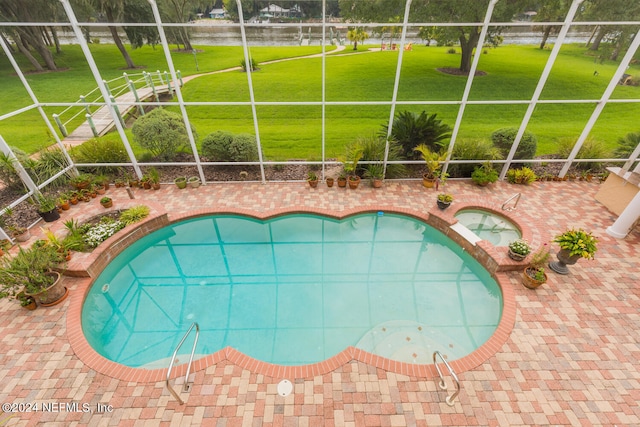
533,0,570,49
339,0,524,73
346,27,369,50
413,0,523,73
582,0,640,57
72,0,158,69
159,0,202,51
0,0,61,71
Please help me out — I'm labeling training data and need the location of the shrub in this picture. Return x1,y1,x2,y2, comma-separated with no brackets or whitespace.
201,131,259,162
240,58,258,71
71,134,129,174
0,150,26,190
491,128,537,162
614,132,640,169
29,148,71,187
506,166,536,184
119,205,150,225
229,134,259,162
347,135,406,179
556,137,610,171
448,138,502,177
131,108,194,161
471,162,499,185
381,110,452,158
201,130,235,161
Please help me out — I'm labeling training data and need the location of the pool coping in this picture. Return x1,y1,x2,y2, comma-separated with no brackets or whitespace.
67,204,528,382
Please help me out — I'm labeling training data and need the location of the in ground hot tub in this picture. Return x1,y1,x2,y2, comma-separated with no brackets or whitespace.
454,209,521,246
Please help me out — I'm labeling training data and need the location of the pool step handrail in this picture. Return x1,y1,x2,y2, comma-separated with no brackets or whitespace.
501,193,521,211
433,351,461,406
166,322,200,405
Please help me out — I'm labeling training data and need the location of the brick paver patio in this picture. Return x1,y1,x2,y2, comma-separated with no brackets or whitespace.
1,179,638,426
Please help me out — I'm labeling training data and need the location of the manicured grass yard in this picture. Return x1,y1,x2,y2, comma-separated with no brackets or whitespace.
0,43,638,159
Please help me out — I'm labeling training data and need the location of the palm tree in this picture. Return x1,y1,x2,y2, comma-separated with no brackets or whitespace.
381,111,452,159
346,27,369,50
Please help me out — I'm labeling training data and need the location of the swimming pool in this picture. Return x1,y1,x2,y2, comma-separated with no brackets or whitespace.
454,209,522,246
82,213,502,368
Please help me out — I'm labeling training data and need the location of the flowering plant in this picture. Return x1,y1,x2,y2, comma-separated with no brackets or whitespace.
83,219,125,248
508,239,531,256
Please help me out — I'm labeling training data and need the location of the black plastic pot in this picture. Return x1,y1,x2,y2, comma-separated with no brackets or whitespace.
39,208,60,222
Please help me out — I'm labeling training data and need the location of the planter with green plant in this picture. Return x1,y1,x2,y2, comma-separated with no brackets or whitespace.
306,171,318,188
506,167,537,185
69,173,93,190
508,239,531,262
414,144,445,188
1,208,30,242
436,193,453,210
549,228,597,274
0,244,67,306
364,164,384,188
35,193,60,222
344,147,364,189
100,196,113,208
523,243,550,289
337,171,347,188
147,167,161,190
471,162,499,186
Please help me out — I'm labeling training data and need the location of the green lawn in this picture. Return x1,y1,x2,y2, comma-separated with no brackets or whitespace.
1,43,639,159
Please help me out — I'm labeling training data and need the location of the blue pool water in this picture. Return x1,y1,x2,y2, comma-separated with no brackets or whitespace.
82,213,502,367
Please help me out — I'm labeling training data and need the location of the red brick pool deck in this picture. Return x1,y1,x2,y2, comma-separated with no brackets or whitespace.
1,179,638,426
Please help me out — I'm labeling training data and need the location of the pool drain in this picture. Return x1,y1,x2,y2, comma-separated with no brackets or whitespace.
277,379,293,397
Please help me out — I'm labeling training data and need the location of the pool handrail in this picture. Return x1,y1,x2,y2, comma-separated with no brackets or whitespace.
501,193,521,211
166,322,200,405
433,351,461,406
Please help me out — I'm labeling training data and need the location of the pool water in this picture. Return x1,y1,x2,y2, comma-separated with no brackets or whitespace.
82,213,502,367
454,209,521,246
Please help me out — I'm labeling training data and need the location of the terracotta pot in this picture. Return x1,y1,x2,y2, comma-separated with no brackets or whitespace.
24,271,67,306
372,178,383,188
522,267,547,289
422,174,436,188
348,176,361,189
101,200,113,208
308,179,318,188
326,178,334,187
60,201,71,211
337,177,347,188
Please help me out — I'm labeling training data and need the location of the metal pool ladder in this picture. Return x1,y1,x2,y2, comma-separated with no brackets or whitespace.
433,351,461,406
501,192,521,211
166,322,200,405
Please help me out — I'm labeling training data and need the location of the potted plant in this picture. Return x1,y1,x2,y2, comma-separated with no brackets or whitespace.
549,228,598,275
522,244,550,289
414,144,445,188
114,178,126,188
17,291,37,310
436,193,453,210
506,167,537,185
337,171,347,188
35,193,60,223
508,239,531,261
364,164,384,188
174,176,187,189
147,167,161,190
471,162,499,186
343,148,364,189
100,196,113,208
69,173,93,190
326,177,335,187
0,245,67,306
307,171,318,188
188,176,201,188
